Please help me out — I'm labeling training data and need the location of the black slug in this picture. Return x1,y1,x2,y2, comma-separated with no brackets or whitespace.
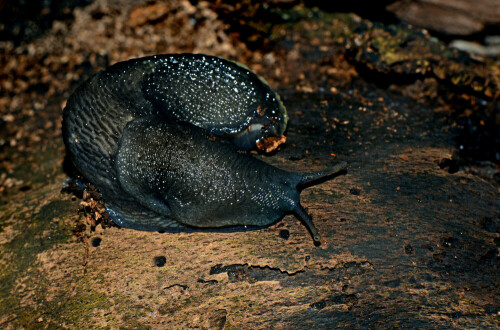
62,54,346,243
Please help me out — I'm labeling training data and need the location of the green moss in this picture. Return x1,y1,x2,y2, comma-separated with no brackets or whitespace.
158,301,182,316
119,312,151,329
0,197,82,327
283,12,361,43
42,285,114,325
0,139,142,326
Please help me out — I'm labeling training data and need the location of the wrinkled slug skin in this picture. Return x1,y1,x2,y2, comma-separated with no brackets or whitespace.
116,117,301,229
62,54,294,231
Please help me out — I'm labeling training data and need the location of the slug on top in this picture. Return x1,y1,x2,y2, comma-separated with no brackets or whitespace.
62,54,346,243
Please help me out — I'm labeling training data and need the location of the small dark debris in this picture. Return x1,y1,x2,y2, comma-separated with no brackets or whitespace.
343,261,357,268
197,278,218,285
421,243,434,252
154,256,167,267
310,293,358,310
60,176,85,198
73,222,86,235
213,265,249,282
279,229,290,240
91,9,107,20
209,264,224,275
404,244,414,255
340,218,347,222
209,263,296,283
349,188,361,195
438,158,460,174
19,185,31,191
305,255,311,261
91,237,101,247
76,184,115,231
310,300,327,310
165,284,188,290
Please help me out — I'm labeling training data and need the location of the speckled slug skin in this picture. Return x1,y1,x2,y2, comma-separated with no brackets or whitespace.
62,54,346,242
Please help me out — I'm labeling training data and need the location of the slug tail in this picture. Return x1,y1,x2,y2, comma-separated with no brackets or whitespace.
298,161,347,189
293,203,321,243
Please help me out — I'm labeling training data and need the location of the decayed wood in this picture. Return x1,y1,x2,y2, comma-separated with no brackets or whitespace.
0,1,499,328
386,0,500,35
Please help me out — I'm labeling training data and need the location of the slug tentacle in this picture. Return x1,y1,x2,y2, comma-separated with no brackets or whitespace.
298,161,348,189
62,53,346,243
293,203,321,243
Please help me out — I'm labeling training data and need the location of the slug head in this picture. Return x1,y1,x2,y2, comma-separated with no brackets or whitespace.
224,78,287,152
230,104,287,152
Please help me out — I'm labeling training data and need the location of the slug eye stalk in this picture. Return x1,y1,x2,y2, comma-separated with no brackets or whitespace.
298,161,348,189
293,203,321,243
292,161,347,243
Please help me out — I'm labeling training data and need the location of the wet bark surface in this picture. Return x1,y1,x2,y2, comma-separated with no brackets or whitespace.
0,1,499,328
